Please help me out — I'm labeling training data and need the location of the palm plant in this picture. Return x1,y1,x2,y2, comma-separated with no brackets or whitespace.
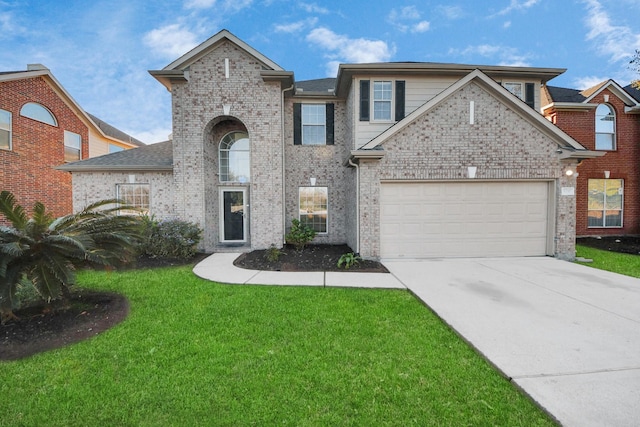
0,191,142,323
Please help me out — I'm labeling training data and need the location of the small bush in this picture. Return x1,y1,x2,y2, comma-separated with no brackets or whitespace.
285,219,316,251
140,218,202,259
264,244,284,262
337,252,361,269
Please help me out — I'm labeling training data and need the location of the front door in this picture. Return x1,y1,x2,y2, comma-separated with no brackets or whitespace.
220,188,247,243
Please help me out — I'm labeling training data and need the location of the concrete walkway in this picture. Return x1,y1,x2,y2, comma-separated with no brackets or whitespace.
194,254,640,426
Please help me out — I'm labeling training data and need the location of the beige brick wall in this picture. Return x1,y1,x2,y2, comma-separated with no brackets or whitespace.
283,98,351,246
171,40,284,252
356,81,577,259
71,171,174,218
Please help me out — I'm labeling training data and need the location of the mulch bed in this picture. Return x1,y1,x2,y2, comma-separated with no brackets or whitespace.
233,244,389,273
577,235,640,255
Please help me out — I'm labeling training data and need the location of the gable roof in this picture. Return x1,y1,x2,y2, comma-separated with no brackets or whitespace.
0,64,145,147
356,69,600,161
150,29,292,91
57,140,172,172
543,80,640,113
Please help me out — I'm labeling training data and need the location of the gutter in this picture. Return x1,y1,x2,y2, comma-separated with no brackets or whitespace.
347,158,360,254
281,83,295,245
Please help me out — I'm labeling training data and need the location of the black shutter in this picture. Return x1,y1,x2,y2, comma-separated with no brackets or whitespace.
525,83,535,109
360,80,370,121
293,103,302,145
326,103,334,145
395,80,405,121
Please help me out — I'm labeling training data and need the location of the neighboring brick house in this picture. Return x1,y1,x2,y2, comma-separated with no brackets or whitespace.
542,81,640,237
0,64,144,220
61,30,602,260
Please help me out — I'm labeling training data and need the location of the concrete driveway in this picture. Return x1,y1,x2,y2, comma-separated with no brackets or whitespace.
384,257,640,427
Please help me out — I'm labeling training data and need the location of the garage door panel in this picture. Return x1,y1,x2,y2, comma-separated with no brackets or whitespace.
380,182,549,258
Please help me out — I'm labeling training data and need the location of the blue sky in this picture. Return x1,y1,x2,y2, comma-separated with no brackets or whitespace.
1,0,639,144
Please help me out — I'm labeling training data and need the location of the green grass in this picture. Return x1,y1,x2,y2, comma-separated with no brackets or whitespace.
576,244,640,278
1,266,555,426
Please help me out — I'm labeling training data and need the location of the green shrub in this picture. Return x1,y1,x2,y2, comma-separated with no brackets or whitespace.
140,218,202,259
264,244,284,262
285,219,316,251
337,252,361,269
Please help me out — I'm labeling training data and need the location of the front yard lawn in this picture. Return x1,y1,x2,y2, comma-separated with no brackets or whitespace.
0,266,555,426
576,244,640,278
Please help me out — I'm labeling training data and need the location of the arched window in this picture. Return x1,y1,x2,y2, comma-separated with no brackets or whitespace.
219,131,250,183
595,104,615,150
20,102,58,126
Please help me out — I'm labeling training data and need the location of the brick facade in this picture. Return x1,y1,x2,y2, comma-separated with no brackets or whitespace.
357,81,577,259
0,77,89,220
170,40,284,252
548,88,640,236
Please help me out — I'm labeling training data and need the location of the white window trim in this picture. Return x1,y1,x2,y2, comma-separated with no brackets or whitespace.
116,183,150,215
0,109,11,151
298,186,328,234
587,178,623,228
20,102,58,126
218,131,250,183
219,187,248,243
371,80,394,123
595,104,616,151
503,82,524,100
63,130,82,162
301,103,326,145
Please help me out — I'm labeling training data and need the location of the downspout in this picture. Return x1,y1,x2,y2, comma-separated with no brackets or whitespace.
348,158,360,254
281,83,295,245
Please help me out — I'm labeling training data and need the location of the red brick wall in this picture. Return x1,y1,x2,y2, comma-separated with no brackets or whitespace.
0,76,89,223
550,89,640,236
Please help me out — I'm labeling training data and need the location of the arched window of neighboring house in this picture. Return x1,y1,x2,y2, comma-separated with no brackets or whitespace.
219,131,250,183
20,102,58,126
595,104,615,150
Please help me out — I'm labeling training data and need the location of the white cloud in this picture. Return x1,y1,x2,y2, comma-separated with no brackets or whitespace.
583,0,640,62
274,17,318,33
306,27,395,76
495,0,540,16
184,0,216,8
388,6,431,33
143,24,201,59
503,20,512,29
450,44,532,67
573,75,608,90
299,2,329,14
437,5,464,20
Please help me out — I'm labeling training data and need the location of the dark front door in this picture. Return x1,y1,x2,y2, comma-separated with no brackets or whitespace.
221,189,246,242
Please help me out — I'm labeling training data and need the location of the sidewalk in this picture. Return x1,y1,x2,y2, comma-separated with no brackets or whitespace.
192,252,406,289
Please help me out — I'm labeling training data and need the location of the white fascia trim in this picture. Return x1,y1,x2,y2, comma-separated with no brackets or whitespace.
583,80,639,106
541,102,598,113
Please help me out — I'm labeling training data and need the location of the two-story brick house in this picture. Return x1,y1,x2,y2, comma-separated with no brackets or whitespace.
61,30,602,260
0,64,144,219
542,81,640,237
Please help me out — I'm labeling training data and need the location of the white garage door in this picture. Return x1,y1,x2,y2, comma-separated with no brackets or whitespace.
380,182,550,258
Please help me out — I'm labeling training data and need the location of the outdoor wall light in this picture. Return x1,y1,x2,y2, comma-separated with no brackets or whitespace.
565,168,574,176
604,170,610,179
467,166,477,179
310,177,316,186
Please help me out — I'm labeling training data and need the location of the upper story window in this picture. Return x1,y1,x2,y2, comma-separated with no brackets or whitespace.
373,81,392,121
219,131,250,183
64,130,81,162
293,103,334,145
20,102,57,126
109,144,124,153
359,80,405,122
302,104,326,145
503,82,536,109
0,109,11,150
595,104,616,150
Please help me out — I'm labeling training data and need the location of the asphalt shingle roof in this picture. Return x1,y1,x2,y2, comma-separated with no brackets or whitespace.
87,113,145,147
296,78,336,93
59,140,172,171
